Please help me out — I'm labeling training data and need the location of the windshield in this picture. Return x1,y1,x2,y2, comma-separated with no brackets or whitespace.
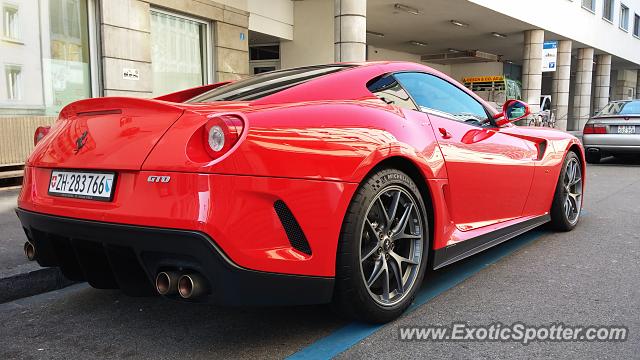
186,65,355,103
596,101,640,116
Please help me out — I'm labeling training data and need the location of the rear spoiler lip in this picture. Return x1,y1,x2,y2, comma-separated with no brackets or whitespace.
59,97,186,119
154,81,232,103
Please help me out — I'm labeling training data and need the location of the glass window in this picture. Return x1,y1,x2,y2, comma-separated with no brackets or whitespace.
620,4,629,30
394,72,489,123
187,65,354,102
3,4,19,40
1,0,94,115
367,75,418,111
5,65,21,100
634,13,640,36
45,0,92,115
582,0,596,11
597,100,640,115
250,45,280,61
603,0,614,20
151,10,209,97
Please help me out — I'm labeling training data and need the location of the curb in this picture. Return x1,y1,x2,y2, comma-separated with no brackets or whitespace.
0,266,75,303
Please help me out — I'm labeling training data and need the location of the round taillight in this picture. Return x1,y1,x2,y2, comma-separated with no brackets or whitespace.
207,125,225,151
202,114,245,159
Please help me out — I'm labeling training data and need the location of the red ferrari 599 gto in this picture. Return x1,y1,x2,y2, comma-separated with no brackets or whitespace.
18,62,584,323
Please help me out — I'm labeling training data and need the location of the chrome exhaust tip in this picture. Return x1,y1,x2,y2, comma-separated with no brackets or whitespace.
24,241,36,261
178,273,208,299
155,271,181,295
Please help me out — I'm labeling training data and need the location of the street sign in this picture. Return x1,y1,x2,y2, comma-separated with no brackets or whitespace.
542,41,558,72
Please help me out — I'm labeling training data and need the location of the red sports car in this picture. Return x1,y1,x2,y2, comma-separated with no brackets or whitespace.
17,62,584,323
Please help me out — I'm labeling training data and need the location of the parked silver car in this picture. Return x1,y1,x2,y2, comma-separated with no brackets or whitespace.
583,100,640,163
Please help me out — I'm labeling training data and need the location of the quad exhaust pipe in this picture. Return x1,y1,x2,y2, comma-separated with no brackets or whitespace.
24,241,36,261
155,270,208,299
177,273,208,299
155,271,181,296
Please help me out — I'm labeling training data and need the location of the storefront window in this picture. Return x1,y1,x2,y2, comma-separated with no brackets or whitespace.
0,0,94,116
44,0,92,115
150,10,209,96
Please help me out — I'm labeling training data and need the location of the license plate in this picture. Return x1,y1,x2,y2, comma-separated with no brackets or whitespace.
617,125,636,134
48,170,116,201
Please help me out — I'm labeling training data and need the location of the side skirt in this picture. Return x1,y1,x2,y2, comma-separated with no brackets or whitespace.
432,215,550,270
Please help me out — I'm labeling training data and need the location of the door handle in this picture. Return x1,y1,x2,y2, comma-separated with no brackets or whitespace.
438,128,452,139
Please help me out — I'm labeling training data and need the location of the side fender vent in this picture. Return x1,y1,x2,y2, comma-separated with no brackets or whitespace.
273,200,312,255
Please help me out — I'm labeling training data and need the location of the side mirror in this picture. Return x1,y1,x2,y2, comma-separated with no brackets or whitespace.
494,100,530,126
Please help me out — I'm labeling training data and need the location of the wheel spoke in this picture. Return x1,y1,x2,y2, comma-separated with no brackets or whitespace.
366,259,384,288
392,232,422,241
391,203,413,235
361,243,379,263
381,257,390,301
390,250,418,266
569,171,582,186
376,198,390,227
567,193,579,211
364,219,378,239
388,257,404,294
387,191,401,224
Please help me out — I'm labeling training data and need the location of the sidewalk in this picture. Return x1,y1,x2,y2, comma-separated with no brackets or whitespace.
0,188,72,303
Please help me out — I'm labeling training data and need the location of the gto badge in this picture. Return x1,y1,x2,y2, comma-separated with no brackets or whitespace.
147,175,171,183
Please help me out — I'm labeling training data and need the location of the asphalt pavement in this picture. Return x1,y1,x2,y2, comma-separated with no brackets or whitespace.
0,156,639,359
0,188,71,303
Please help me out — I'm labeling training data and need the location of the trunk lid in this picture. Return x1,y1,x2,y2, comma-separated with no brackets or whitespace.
28,97,185,171
591,115,640,134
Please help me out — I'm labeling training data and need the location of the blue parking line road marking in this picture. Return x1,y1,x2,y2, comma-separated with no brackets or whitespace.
286,229,549,360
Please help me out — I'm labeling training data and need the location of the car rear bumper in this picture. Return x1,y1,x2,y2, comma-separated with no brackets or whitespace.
18,166,358,277
16,208,334,305
583,134,640,153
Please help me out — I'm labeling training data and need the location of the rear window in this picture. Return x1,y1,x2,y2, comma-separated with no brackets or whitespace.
597,101,640,116
187,65,355,103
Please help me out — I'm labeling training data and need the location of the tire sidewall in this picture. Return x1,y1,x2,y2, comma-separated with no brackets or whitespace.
340,169,429,320
550,151,582,231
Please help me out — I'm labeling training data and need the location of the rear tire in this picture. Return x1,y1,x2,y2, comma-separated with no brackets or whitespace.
332,168,429,323
549,152,583,231
585,151,601,164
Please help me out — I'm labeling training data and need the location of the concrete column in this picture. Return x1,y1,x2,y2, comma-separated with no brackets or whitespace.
521,30,544,115
572,48,595,130
593,54,612,113
612,69,638,100
100,0,152,97
334,0,366,62
551,40,572,131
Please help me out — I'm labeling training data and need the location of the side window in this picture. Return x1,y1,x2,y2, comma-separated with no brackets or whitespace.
394,72,489,123
367,75,418,111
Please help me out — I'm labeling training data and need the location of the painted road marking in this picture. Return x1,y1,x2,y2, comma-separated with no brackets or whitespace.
287,228,550,359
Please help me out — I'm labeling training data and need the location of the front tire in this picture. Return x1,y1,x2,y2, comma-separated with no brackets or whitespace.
333,168,429,323
549,152,583,231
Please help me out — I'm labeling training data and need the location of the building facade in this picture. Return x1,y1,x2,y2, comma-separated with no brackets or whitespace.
1,0,640,165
